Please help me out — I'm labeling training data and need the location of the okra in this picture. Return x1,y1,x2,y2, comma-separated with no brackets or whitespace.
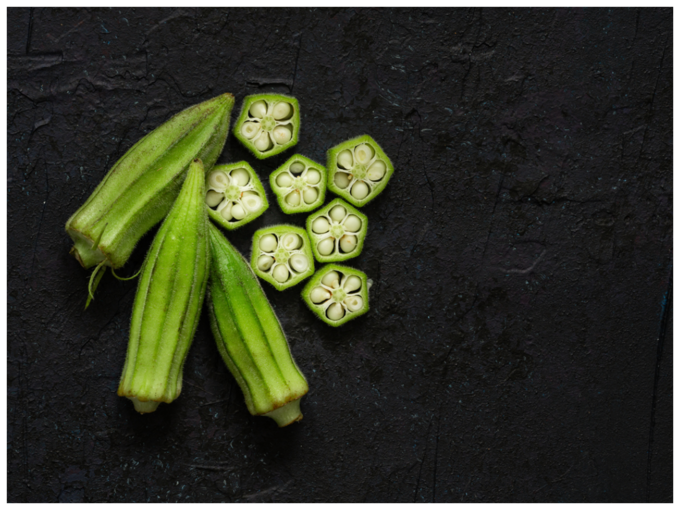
117,159,210,413
302,264,370,327
306,198,368,263
326,135,394,207
66,93,234,272
251,225,315,291
233,94,300,159
206,162,268,231
270,154,326,214
208,223,308,427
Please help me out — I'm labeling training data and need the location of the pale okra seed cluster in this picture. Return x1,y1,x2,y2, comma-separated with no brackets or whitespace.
206,168,264,222
311,204,362,257
240,100,295,154
334,142,388,200
309,270,363,322
276,161,322,208
257,233,311,284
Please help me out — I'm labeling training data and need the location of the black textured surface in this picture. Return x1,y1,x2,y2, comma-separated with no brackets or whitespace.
7,8,672,502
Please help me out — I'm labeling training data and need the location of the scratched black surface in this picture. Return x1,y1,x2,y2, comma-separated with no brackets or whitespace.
7,8,672,503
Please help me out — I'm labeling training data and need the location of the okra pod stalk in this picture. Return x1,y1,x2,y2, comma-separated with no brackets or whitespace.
207,223,308,427
117,159,210,413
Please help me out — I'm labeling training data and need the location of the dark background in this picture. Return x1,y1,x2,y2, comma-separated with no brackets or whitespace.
7,8,672,503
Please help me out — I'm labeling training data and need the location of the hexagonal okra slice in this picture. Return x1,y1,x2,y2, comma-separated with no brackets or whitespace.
302,264,369,327
306,198,367,263
327,134,394,207
270,155,327,214
233,94,300,159
251,225,315,290
206,162,268,231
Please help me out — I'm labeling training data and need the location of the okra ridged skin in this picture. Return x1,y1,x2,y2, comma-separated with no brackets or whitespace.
117,159,210,413
207,223,308,427
66,93,234,270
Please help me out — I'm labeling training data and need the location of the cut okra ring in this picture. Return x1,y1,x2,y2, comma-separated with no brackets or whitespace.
206,162,268,231
327,134,395,207
306,198,368,263
302,264,370,327
270,155,327,214
251,225,315,290
233,94,300,159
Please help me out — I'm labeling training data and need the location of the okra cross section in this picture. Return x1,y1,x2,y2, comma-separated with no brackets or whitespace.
251,225,315,290
306,198,368,263
327,134,394,207
302,264,370,327
206,162,268,231
270,155,326,214
234,94,300,159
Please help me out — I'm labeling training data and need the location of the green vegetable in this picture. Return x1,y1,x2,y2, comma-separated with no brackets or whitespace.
208,223,308,427
270,154,326,213
306,198,368,263
251,225,315,291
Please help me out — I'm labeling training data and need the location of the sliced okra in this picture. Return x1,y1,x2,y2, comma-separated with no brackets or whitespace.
233,94,300,159
302,264,370,327
306,198,368,263
251,225,315,290
206,162,268,230
326,134,394,207
270,154,326,214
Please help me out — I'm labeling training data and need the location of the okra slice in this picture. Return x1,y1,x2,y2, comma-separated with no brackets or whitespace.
206,162,268,230
302,264,370,327
306,198,368,263
326,134,394,207
270,154,326,214
251,225,314,290
117,159,210,413
208,223,309,427
233,94,300,159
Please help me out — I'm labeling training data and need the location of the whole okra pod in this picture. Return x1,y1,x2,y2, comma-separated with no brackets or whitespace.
117,159,210,413
207,223,309,427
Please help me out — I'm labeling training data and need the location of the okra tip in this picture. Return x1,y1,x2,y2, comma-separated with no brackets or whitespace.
264,399,304,427
129,397,161,414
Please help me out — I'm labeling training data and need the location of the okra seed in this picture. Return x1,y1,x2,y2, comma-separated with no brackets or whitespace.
260,234,278,252
249,100,268,119
330,205,347,222
322,270,340,288
276,173,293,187
289,253,309,273
231,168,250,186
254,132,272,151
303,187,318,204
282,233,302,250
344,295,364,312
344,275,362,292
220,202,233,221
272,101,292,120
338,150,353,169
351,181,370,200
206,190,223,208
242,191,262,212
273,264,290,283
334,172,350,189
286,191,301,206
312,217,330,234
317,238,335,256
241,121,261,139
327,303,345,321
311,286,331,304
209,170,230,190
273,125,292,144
231,204,246,220
339,235,357,253
355,144,375,164
343,214,362,232
257,255,274,271
290,162,305,174
305,169,321,185
367,160,386,181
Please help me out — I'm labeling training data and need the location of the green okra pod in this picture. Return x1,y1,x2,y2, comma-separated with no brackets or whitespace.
117,159,210,413
208,223,309,427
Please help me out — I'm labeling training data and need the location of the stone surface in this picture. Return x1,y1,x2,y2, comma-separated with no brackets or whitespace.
7,7,672,502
